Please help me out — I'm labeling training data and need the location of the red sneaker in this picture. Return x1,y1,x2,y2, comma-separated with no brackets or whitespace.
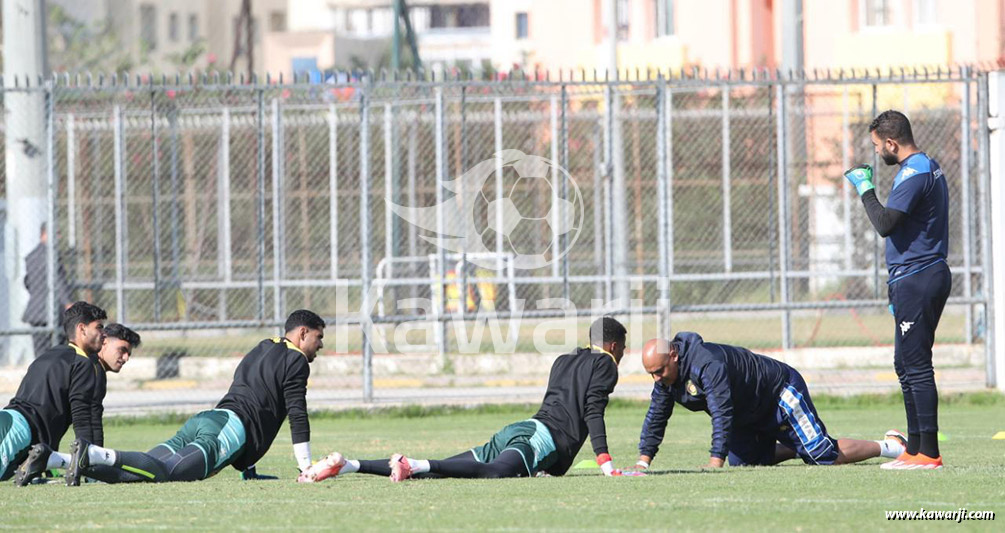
308,452,347,482
389,453,413,482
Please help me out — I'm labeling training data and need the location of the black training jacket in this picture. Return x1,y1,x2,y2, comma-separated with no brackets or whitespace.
5,343,100,449
216,338,310,470
533,346,619,476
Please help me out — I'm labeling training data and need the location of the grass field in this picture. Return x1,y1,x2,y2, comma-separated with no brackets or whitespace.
2,396,1003,531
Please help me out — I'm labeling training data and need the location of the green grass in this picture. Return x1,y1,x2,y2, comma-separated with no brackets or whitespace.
3,399,1003,531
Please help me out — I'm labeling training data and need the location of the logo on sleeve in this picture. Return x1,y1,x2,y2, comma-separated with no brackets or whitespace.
899,321,915,335
901,167,917,178
685,380,700,396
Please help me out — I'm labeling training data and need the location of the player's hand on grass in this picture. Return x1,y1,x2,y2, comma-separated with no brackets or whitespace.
241,465,278,480
625,455,650,472
702,457,725,469
843,164,875,196
596,453,623,476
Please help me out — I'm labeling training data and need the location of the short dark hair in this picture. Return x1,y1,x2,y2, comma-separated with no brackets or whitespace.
589,316,627,346
285,309,325,333
869,110,915,146
63,301,107,339
104,323,141,348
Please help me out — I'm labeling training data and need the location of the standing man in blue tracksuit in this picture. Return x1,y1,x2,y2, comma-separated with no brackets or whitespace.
843,110,951,470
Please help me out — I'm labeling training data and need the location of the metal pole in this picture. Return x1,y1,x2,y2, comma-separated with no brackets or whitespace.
494,97,504,259
960,70,974,344
841,86,852,270
151,91,162,321
721,86,733,272
561,84,570,301
656,80,669,339
460,86,469,319
593,122,604,301
768,85,777,303
360,89,373,402
329,103,339,279
113,105,125,320
776,83,791,349
66,113,77,249
218,107,232,320
257,86,266,321
550,94,560,279
666,84,675,279
271,98,282,322
384,103,395,301
604,85,614,302
169,108,180,311
435,87,447,362
44,83,56,345
871,84,880,297
978,73,997,388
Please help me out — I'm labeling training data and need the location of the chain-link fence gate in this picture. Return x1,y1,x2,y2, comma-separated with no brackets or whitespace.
0,68,993,410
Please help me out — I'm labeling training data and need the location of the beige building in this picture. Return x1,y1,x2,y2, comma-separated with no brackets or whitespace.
50,0,288,74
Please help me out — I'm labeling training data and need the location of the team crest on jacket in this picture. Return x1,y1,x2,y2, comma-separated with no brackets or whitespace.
685,380,699,396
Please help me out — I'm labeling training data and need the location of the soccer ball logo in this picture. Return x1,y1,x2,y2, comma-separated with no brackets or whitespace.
388,149,583,270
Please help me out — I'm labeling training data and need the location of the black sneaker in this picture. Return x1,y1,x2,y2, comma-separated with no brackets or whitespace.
66,438,91,487
14,443,52,487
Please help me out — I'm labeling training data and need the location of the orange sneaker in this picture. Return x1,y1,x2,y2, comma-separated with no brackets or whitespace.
886,453,943,470
880,450,914,470
389,454,413,482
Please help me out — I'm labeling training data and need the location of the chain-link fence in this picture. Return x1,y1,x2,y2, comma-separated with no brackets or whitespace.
0,68,992,410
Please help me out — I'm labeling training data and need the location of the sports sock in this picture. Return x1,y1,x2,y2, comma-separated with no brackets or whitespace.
342,460,360,474
88,445,117,466
47,451,70,470
876,439,904,459
919,432,940,458
408,459,430,474
357,459,392,476
906,432,921,455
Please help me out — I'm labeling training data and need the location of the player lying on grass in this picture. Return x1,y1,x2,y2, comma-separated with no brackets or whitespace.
65,309,325,485
300,316,631,482
631,335,908,470
1,302,107,485
14,322,141,485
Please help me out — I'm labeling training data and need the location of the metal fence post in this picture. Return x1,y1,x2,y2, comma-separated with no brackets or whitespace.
66,113,77,249
776,82,791,350
218,107,232,320
271,98,283,323
561,84,570,301
841,86,852,270
256,84,266,322
329,103,340,279
656,79,670,339
151,91,162,322
871,84,880,297
979,73,999,389
434,86,447,363
721,86,733,272
113,104,126,320
960,68,974,344
360,88,374,402
44,83,57,345
550,93,560,279
494,97,504,259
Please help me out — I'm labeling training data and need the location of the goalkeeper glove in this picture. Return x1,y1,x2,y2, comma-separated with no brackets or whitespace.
843,164,875,196
241,465,278,480
596,453,622,476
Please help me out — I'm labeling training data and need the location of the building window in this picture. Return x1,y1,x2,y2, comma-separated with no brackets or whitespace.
515,12,528,39
430,3,490,29
616,0,629,40
862,0,891,27
169,12,179,42
188,14,199,42
140,4,157,51
270,11,287,32
655,0,673,37
914,0,936,25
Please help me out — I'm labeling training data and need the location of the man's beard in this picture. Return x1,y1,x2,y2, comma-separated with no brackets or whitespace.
880,149,899,166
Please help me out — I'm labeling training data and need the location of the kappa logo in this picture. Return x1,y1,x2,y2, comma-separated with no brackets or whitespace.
685,380,699,396
901,167,917,178
900,321,915,335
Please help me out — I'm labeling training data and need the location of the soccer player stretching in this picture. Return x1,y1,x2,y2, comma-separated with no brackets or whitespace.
844,110,950,469
66,310,325,484
300,317,630,482
1,302,107,486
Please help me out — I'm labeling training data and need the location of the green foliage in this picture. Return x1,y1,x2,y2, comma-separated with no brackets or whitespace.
47,5,138,73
